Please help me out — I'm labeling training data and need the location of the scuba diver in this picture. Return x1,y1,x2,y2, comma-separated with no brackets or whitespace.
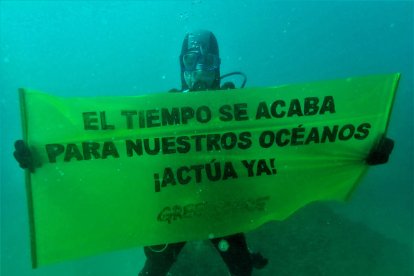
137,30,268,276
137,29,395,276
13,29,395,276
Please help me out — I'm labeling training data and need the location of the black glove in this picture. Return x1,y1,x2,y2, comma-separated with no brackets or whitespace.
250,252,268,270
13,140,36,172
366,135,394,165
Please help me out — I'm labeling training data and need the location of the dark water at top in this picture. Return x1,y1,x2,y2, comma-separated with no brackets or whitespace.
1,1,412,275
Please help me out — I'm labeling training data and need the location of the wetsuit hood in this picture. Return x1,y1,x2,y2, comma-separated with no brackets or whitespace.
180,30,221,91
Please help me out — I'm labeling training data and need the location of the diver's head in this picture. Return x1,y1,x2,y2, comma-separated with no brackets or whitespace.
180,30,221,91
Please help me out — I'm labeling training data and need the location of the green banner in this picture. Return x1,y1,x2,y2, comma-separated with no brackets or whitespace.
19,74,399,268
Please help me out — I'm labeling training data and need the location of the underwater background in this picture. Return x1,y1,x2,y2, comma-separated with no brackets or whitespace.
0,1,412,275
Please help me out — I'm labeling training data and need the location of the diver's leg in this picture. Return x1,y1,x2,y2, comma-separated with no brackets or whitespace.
211,233,253,276
138,242,186,276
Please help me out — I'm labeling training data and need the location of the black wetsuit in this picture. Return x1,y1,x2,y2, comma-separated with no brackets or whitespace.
139,233,253,276
138,84,264,276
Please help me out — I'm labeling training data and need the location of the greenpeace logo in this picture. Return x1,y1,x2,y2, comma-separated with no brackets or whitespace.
157,196,270,224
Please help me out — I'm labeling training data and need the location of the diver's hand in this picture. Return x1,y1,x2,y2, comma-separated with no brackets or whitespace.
13,140,36,172
366,135,394,165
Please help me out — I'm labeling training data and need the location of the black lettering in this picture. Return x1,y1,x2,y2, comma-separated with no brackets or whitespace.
83,112,99,130
238,132,252,149
259,131,274,148
191,164,204,182
64,144,83,162
219,105,233,121
256,102,271,119
102,141,119,159
206,134,221,151
45,143,65,163
270,158,277,174
320,96,335,114
121,110,137,129
305,127,320,144
157,207,172,223
221,132,237,150
154,173,161,192
171,205,183,221
355,123,371,140
288,99,303,117
338,124,355,140
196,106,211,123
304,97,319,115
191,134,206,151
146,109,160,128
206,161,221,181
275,129,290,147
144,138,160,155
162,137,176,154
234,103,248,121
222,162,238,180
177,166,191,184
321,125,339,143
270,100,286,118
126,139,143,156
100,111,115,130
82,142,100,160
138,110,146,128
181,106,195,124
291,125,305,145
162,167,176,187
271,100,286,118
256,159,272,176
242,159,255,177
176,136,191,153
161,107,180,125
